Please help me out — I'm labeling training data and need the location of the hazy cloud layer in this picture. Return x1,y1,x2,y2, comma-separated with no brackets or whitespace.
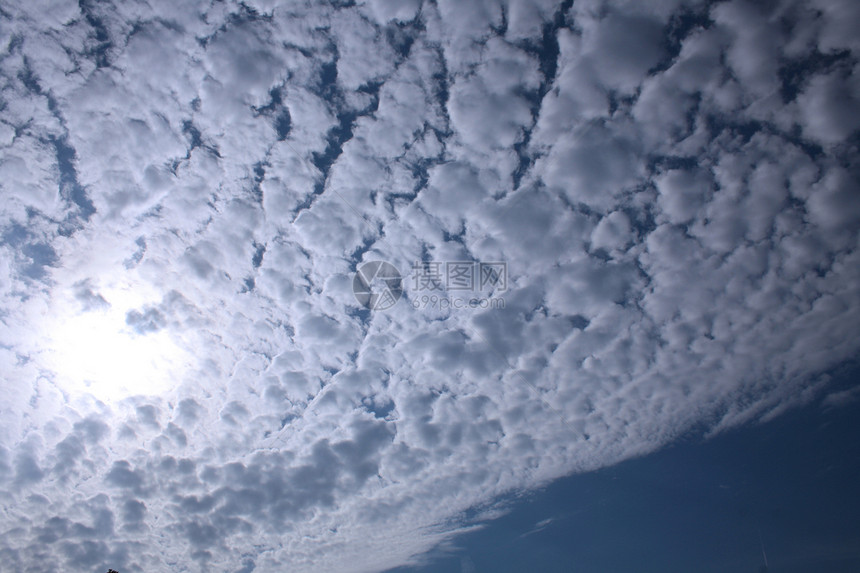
1,0,858,571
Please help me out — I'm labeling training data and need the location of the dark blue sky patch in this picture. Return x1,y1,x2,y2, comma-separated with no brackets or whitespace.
306,64,349,164
391,374,860,573
533,0,572,87
296,77,381,217
646,154,699,174
17,60,42,94
566,314,589,330
345,306,371,327
312,89,376,178
249,162,265,204
655,4,714,75
702,115,826,160
385,20,419,61
385,190,420,214
316,58,340,102
253,162,266,184
77,0,113,68
363,397,395,420
182,120,203,150
779,49,853,103
430,46,451,133
509,0,574,190
52,136,96,223
123,236,147,269
20,242,58,280
1,221,29,247
410,158,435,194
256,85,284,114
348,233,380,265
220,0,274,33
274,110,291,140
14,55,61,119
621,204,658,246
251,241,266,268
252,85,293,140
182,120,221,158
440,227,467,248
241,276,255,293
606,89,638,116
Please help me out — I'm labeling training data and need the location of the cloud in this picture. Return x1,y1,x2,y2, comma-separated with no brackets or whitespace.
0,0,858,572
796,69,860,145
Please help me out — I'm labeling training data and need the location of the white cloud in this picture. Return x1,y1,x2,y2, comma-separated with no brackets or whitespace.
540,121,645,212
655,167,712,225
581,11,667,93
1,0,859,572
590,210,633,251
796,69,860,145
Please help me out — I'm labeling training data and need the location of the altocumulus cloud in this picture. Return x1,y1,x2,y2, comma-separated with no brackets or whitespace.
0,0,859,571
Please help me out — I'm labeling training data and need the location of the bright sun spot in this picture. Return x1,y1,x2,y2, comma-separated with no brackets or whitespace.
44,282,191,403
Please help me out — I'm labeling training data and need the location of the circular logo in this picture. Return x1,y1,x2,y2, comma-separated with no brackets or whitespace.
352,261,403,311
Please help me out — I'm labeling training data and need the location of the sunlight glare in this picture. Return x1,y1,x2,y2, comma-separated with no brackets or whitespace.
45,283,190,403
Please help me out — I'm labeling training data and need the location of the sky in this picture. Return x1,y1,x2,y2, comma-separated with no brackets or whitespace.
389,364,860,573
0,0,858,572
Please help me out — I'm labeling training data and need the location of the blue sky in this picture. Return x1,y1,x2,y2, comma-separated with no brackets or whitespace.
390,365,860,572
0,0,859,571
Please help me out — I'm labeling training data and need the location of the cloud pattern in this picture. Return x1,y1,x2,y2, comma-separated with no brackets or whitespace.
1,0,859,571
